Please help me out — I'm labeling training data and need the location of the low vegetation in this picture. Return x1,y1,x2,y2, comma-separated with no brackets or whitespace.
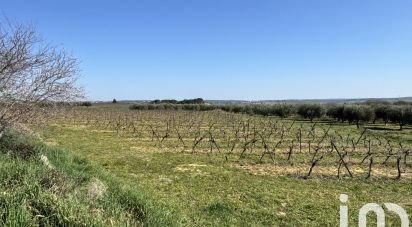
0,129,175,226
32,105,412,226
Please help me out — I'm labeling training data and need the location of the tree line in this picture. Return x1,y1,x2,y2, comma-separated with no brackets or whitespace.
129,102,412,130
150,98,205,105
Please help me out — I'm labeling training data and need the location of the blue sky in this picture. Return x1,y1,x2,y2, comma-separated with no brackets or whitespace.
2,0,412,101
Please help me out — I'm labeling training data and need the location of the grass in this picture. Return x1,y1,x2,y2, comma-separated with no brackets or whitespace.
0,130,175,226
34,119,412,226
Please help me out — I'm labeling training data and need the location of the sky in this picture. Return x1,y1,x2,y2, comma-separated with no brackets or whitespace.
2,0,412,101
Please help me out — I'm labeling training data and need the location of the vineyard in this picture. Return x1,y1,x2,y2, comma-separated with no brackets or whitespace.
41,106,412,180
2,4,412,225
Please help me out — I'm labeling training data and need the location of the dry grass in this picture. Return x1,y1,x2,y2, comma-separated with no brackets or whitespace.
86,178,107,200
233,162,412,179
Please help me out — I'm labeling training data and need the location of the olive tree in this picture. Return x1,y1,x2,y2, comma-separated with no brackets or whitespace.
268,104,295,118
0,20,83,137
342,105,374,128
373,105,392,125
297,104,324,122
326,105,345,122
388,106,412,130
358,106,374,127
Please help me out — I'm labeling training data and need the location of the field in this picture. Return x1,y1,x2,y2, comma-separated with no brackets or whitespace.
33,104,412,226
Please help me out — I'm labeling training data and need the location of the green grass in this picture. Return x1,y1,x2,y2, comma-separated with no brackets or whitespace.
0,130,175,226
34,122,412,226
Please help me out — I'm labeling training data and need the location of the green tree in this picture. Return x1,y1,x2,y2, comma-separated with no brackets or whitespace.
342,106,373,128
373,105,391,124
297,104,324,122
388,106,412,130
326,105,345,122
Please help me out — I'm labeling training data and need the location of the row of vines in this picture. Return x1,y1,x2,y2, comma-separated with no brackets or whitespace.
38,108,412,179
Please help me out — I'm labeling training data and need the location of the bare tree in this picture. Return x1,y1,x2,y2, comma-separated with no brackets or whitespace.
0,19,83,137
